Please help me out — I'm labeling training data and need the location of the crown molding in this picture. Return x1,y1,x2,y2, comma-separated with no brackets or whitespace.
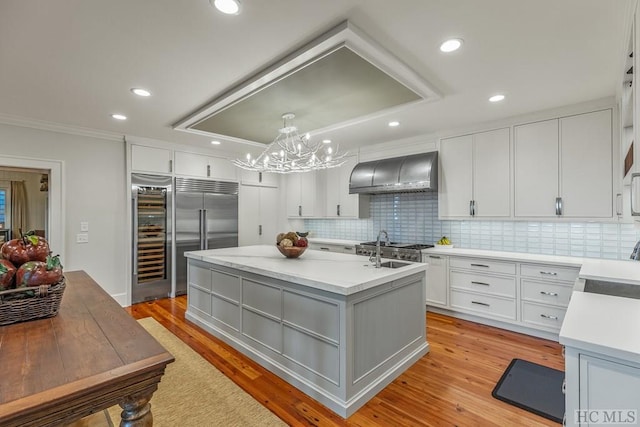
0,113,123,142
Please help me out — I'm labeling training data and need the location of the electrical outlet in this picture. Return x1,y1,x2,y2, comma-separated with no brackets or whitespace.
76,233,89,243
80,221,89,232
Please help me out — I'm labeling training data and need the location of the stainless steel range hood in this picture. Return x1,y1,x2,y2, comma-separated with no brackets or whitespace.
349,152,438,194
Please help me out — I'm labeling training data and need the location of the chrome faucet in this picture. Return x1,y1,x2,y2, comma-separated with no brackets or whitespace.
370,230,389,268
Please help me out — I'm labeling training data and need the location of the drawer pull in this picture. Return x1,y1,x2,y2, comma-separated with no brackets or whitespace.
429,255,441,259
470,263,490,268
320,247,330,251
540,314,558,320
471,281,491,286
540,291,559,296
540,271,558,276
471,301,490,307
562,378,566,395
343,247,353,251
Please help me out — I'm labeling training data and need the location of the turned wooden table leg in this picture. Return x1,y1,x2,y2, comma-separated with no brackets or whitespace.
117,387,157,427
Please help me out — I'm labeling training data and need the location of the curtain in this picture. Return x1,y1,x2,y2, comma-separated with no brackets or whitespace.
11,181,28,239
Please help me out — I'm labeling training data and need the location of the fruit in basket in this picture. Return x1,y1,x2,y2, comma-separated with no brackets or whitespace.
280,238,293,247
0,259,16,290
276,233,286,244
1,230,50,266
295,238,307,247
15,254,63,288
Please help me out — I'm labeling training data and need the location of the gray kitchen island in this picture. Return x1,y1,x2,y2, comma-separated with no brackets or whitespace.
184,245,428,417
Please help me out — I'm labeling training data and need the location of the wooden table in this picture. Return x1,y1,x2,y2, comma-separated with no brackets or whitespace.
0,271,174,427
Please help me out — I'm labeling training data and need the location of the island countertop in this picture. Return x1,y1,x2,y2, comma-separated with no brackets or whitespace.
185,245,426,295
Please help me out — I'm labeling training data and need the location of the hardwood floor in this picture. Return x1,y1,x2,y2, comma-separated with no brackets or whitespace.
126,297,563,426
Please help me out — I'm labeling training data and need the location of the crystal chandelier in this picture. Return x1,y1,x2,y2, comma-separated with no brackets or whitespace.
232,113,348,174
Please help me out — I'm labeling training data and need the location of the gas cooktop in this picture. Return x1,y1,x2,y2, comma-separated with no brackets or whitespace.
359,242,434,250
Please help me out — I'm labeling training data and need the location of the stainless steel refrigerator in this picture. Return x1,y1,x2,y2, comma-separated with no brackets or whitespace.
131,173,172,303
175,177,238,295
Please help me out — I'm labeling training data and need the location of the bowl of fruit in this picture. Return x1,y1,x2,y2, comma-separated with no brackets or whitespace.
276,231,308,258
435,236,454,248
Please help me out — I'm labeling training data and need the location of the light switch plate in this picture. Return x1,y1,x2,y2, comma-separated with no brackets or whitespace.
80,221,89,232
76,233,89,243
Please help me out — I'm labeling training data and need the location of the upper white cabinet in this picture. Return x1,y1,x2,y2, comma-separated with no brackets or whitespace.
131,145,173,174
439,128,510,218
323,156,370,218
514,110,612,218
239,169,279,187
174,151,238,181
286,171,324,218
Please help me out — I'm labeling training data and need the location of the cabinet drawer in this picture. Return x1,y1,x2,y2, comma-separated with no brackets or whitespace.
450,290,516,320
521,279,572,307
450,257,516,275
520,263,579,282
450,271,516,298
521,302,566,331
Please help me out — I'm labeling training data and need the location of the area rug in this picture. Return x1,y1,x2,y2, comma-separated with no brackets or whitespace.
492,358,565,423
69,317,286,427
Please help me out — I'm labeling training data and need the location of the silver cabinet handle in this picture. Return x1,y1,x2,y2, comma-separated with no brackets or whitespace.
470,263,489,268
469,200,474,216
258,225,262,236
471,301,490,307
472,200,476,216
168,159,173,173
471,281,490,286
206,164,211,177
258,172,263,183
633,173,640,216
320,247,330,251
337,204,340,216
343,247,353,251
540,314,558,320
540,291,558,296
616,193,623,216
298,205,302,216
132,196,139,275
555,197,563,216
429,255,441,259
540,271,558,276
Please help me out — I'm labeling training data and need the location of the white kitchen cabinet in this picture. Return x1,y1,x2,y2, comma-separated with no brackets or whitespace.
308,242,356,254
131,145,173,174
439,128,510,218
323,156,370,218
564,349,640,427
174,151,238,181
515,110,612,218
238,185,279,246
286,171,324,218
425,254,448,307
239,169,279,187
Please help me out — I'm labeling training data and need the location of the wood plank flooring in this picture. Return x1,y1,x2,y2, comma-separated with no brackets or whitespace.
126,297,563,426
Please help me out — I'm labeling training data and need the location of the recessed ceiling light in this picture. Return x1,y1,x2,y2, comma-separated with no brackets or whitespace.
211,140,221,145
322,139,332,144
440,38,463,53
388,121,400,127
131,88,151,97
489,94,505,102
111,114,127,120
211,0,241,15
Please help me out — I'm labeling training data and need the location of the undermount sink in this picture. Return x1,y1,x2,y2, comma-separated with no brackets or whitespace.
379,261,411,269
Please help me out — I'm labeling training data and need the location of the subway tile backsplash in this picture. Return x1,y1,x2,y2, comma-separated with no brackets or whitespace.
304,192,640,260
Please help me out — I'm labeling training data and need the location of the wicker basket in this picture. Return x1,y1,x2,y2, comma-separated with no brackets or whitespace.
0,277,65,326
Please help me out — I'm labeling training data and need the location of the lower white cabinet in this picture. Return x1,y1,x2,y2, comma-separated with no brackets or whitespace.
425,254,448,307
564,348,640,426
308,242,356,254
238,185,279,246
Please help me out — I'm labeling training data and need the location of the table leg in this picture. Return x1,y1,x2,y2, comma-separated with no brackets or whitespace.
117,387,157,427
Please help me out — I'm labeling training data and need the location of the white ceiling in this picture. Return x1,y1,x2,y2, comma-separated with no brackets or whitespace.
0,0,633,155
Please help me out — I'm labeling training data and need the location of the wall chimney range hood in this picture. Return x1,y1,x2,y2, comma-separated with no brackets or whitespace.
349,152,438,194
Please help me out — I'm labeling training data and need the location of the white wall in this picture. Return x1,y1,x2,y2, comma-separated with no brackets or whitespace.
0,123,127,302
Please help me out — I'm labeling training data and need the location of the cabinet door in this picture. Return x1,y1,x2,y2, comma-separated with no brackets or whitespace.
579,354,640,423
299,171,321,217
514,119,559,217
240,170,279,187
238,185,260,246
174,151,208,177
259,186,279,244
425,254,448,307
207,156,238,181
337,156,361,217
473,128,510,217
324,167,341,217
286,174,302,217
439,135,473,217
131,145,172,173
560,110,612,218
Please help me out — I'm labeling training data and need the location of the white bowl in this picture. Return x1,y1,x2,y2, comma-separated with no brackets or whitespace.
435,244,454,249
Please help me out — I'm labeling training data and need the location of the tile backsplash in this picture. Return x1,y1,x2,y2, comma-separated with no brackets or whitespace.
304,192,640,260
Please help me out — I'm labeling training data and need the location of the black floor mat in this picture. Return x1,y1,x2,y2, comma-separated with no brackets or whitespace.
492,358,565,423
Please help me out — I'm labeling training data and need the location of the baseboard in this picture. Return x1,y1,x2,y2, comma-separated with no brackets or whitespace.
110,292,128,307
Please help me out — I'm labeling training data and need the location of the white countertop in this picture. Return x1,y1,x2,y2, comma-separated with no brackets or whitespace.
578,258,640,286
185,245,426,295
560,291,640,364
422,247,583,267
307,237,360,246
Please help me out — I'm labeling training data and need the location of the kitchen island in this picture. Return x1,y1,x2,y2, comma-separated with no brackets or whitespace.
184,245,428,417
